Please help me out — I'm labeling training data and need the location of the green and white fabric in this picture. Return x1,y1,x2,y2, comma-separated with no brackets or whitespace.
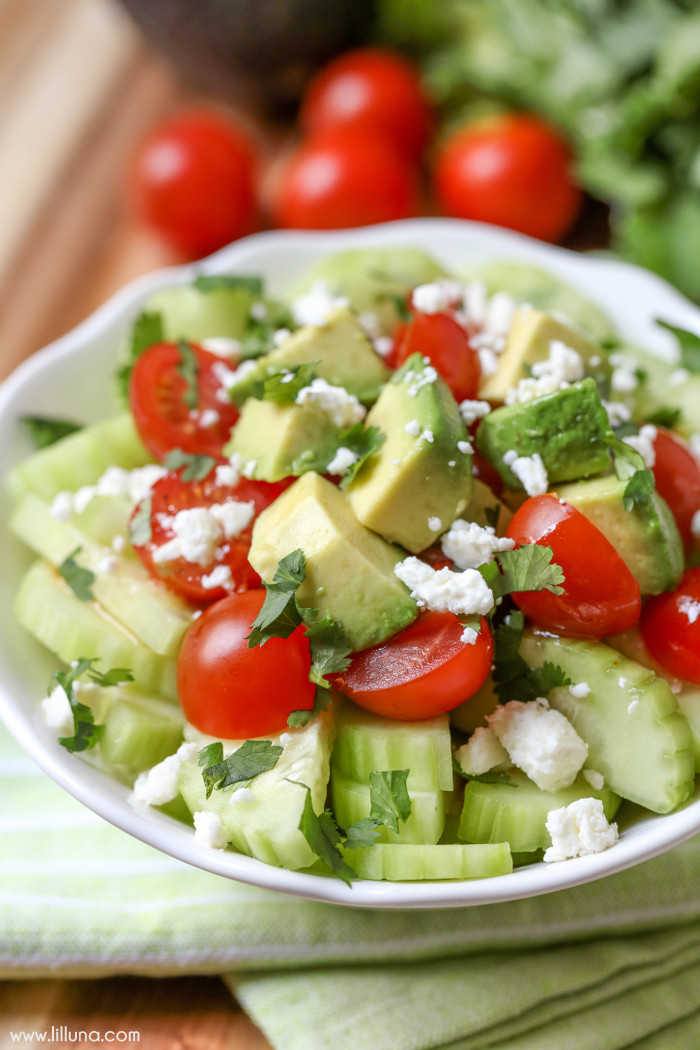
1,721,699,1049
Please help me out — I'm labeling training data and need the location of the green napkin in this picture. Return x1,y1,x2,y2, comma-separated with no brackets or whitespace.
2,721,700,1049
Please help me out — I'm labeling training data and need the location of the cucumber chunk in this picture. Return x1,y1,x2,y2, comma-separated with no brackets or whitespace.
520,629,695,814
6,414,151,503
100,693,185,773
332,701,454,791
15,559,178,700
10,493,194,656
344,841,512,881
459,769,620,852
330,767,447,845
177,712,336,870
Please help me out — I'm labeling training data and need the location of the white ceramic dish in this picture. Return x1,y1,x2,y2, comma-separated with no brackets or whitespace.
2,218,700,909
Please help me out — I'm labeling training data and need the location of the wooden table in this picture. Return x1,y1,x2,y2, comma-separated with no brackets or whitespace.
0,0,275,1043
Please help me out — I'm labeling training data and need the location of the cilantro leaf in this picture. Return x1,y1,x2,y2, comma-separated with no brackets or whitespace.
344,817,382,849
301,610,352,687
250,362,318,404
611,419,639,440
287,687,333,729
336,424,386,488
163,448,217,482
240,299,296,360
129,496,152,547
193,274,264,295
484,503,501,531
656,320,700,374
482,545,565,601
50,658,132,753
90,666,134,687
247,549,306,647
645,406,682,429
368,769,411,833
623,468,656,511
607,435,646,481
59,548,95,602
21,415,82,449
177,340,200,411
198,739,283,799
116,311,164,401
492,612,571,704
375,290,411,323
296,783,357,885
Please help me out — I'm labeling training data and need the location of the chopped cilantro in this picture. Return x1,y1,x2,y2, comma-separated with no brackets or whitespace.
484,503,501,531
250,362,318,404
198,739,283,799
645,405,683,429
611,419,639,440
287,687,333,729
240,300,295,360
606,435,646,481
21,415,81,449
336,424,386,488
656,320,700,374
115,310,164,401
458,769,518,787
50,658,132,753
479,545,565,601
623,467,656,511
343,817,381,849
163,448,217,482
246,549,306,646
193,274,264,295
301,610,352,686
492,611,571,704
368,769,411,832
59,548,95,602
129,496,152,547
375,290,411,323
177,340,200,411
296,783,357,885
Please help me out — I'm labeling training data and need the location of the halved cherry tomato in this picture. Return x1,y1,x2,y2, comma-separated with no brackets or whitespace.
388,311,481,403
300,47,433,163
641,568,700,684
329,611,493,720
505,494,641,637
131,467,290,604
177,589,315,738
129,341,240,461
652,428,700,551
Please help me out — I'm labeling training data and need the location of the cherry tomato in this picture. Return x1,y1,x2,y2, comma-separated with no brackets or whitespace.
300,47,432,163
433,113,582,243
329,611,493,720
177,589,315,738
127,108,257,257
129,341,240,462
389,311,480,403
505,495,641,637
131,468,290,604
272,128,419,230
652,428,700,551
641,569,700,684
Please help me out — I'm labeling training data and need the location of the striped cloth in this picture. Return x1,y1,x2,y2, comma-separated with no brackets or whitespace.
2,721,700,1048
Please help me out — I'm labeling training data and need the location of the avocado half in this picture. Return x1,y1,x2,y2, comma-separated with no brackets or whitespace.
117,0,375,111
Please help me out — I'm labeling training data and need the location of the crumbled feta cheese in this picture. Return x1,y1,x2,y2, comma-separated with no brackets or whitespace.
200,337,242,359
405,419,421,436
111,535,126,553
461,626,478,644
505,373,563,405
569,682,591,699
503,450,549,496
487,697,588,792
582,769,605,791
229,787,255,805
622,424,657,467
198,408,220,428
610,352,640,394
209,500,256,538
427,516,442,533
50,492,74,521
407,365,439,398
279,733,293,747
454,726,508,777
212,360,241,403
250,301,268,321
669,368,690,386
51,464,168,519
152,507,223,565
201,564,234,591
679,594,700,624
411,282,452,314
603,400,632,427
627,699,640,714
193,810,229,849
326,446,359,476
295,377,366,428
273,328,292,347
132,742,198,807
291,280,349,327
458,399,492,426
394,556,494,617
544,797,618,862
374,336,394,359
457,440,474,455
441,520,515,570
421,428,435,444
476,347,499,376
215,462,241,488
41,683,74,737
532,341,585,383
96,553,118,574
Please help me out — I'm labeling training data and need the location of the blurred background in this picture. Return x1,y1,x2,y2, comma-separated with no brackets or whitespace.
1,0,699,379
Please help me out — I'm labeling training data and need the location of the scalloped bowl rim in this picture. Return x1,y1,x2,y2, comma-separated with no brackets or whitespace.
1,218,700,909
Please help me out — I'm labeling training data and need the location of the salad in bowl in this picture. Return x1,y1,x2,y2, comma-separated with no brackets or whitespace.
2,218,700,908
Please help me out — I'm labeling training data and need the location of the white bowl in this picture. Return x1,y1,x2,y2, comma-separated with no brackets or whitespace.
2,218,699,909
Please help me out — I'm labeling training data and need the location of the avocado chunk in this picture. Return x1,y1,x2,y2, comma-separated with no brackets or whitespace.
248,472,418,652
229,306,389,406
461,477,513,533
225,399,340,482
476,378,613,490
347,353,473,553
519,628,695,814
556,474,683,595
292,246,448,335
145,281,256,342
479,306,608,403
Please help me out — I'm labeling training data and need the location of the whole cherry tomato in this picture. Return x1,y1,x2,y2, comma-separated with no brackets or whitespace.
651,428,700,551
641,568,700,684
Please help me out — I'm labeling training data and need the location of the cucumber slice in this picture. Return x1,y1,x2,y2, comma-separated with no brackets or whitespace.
459,769,620,852
520,629,695,814
332,701,454,791
6,414,151,503
330,768,447,845
344,841,513,881
177,713,336,870
100,693,185,772
15,559,178,700
146,283,256,343
10,493,193,656
72,494,134,546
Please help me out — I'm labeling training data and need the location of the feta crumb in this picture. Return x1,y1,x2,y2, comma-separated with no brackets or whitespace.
461,625,478,644
603,400,632,427
454,726,508,777
669,368,690,386
198,408,220,428
326,446,360,476
229,787,255,805
132,742,197,807
41,683,74,737
458,399,492,426
52,464,168,519
201,564,234,591
250,301,268,322
405,419,421,436
394,556,494,617
421,428,435,444
427,516,442,532
487,697,588,792
96,554,118,574
532,341,585,383
50,492,74,521
193,810,229,850
374,336,394,359
627,699,640,714
503,450,549,496
212,360,241,403
622,424,657,467
441,520,515,571
582,768,605,791
544,797,618,862
272,328,292,347
152,507,222,565
476,347,499,376
209,500,256,538
200,337,242,359
411,282,452,314
679,594,700,624
505,373,563,405
457,440,474,455
279,733,293,747
215,463,241,488
610,352,640,394
295,377,366,428
111,535,126,553
291,280,349,327
569,682,591,699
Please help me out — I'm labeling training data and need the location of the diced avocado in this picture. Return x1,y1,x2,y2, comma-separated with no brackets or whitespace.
479,307,609,403
226,399,340,482
248,472,418,652
476,378,613,489
461,477,513,533
145,282,256,342
519,629,695,814
229,306,389,405
556,474,683,595
346,353,473,553
292,246,448,334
